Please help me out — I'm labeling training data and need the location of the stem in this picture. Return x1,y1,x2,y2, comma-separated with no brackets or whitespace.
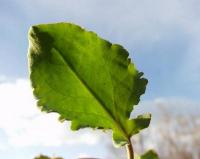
126,139,134,159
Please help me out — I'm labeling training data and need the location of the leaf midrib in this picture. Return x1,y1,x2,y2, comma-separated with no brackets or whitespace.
53,47,129,140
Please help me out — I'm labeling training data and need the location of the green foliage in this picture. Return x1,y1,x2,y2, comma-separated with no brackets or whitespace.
34,154,63,159
136,150,159,159
28,22,150,147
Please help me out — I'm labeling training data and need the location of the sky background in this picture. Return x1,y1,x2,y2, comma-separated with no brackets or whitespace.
0,0,200,159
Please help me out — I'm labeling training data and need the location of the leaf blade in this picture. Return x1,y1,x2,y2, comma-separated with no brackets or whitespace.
28,22,148,146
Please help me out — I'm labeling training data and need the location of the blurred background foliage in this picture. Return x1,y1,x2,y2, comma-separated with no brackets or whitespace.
107,105,200,159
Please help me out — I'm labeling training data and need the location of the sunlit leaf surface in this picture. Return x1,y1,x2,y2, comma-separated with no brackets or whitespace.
28,22,150,146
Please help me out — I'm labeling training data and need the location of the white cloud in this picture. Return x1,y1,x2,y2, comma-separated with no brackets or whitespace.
153,97,200,113
0,75,7,83
77,153,91,158
0,142,6,151
133,96,200,119
0,78,100,148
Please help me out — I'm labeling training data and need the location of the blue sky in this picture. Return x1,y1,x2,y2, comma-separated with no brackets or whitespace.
0,0,200,159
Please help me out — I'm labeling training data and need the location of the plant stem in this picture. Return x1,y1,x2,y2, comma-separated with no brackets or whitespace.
126,139,134,159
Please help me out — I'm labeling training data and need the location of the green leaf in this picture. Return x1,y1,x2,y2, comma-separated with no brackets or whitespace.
135,150,159,159
28,22,150,146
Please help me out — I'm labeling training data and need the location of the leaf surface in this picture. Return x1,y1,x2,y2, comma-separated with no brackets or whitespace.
28,23,150,146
